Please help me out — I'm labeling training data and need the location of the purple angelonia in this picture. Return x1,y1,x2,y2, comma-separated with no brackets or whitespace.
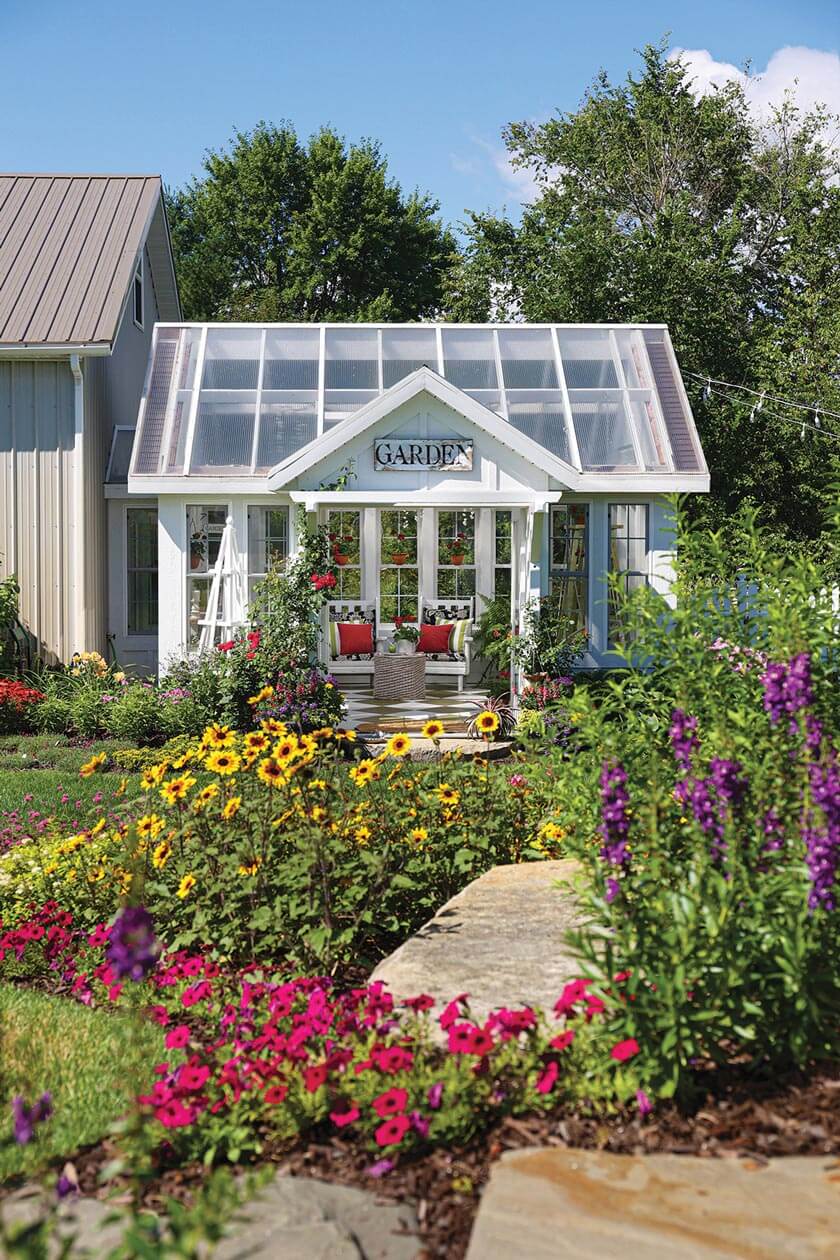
106,906,160,982
12,1092,52,1145
669,709,700,773
762,653,814,724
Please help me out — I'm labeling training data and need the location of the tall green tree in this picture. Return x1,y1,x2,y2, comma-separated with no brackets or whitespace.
168,122,457,322
447,44,840,555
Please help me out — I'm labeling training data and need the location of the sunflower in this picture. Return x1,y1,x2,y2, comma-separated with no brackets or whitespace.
202,723,236,750
238,858,261,876
141,762,168,790
136,814,165,839
475,710,500,736
385,733,412,758
247,685,275,706
308,778,328,791
260,717,287,737
177,873,196,899
222,796,241,820
244,731,271,754
436,783,461,807
79,752,107,778
90,817,106,836
205,750,241,777
355,825,372,845
421,719,445,741
310,805,327,822
257,756,287,788
349,758,379,786
409,826,429,843
310,726,334,741
273,735,300,763
87,866,106,883
152,839,172,869
334,728,357,743
160,775,196,805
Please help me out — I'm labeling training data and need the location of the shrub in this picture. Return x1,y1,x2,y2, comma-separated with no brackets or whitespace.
101,682,161,744
0,678,45,734
32,695,73,735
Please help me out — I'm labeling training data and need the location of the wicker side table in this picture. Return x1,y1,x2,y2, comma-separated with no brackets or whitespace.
373,652,426,701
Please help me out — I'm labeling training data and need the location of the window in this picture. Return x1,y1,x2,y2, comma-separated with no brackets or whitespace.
132,255,144,329
247,507,289,605
126,507,157,634
437,510,476,602
494,511,512,598
326,510,361,600
186,505,227,648
379,509,418,622
608,503,649,646
550,505,588,636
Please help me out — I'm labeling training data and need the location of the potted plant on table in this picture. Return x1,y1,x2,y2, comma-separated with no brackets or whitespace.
392,618,420,656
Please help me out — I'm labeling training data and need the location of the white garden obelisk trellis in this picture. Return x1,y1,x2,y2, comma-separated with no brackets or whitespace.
197,516,248,653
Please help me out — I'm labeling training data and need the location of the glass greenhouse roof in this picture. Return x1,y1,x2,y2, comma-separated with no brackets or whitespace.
129,323,706,481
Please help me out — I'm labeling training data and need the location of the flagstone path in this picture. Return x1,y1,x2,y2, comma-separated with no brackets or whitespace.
370,860,583,1029
465,1147,840,1259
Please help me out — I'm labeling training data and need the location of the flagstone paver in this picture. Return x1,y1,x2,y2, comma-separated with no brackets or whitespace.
370,860,582,1027
465,1147,840,1259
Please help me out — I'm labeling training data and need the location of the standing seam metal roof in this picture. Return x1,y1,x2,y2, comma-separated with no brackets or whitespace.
0,174,167,346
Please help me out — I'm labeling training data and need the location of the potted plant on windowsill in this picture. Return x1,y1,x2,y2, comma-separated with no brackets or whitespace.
392,620,420,655
446,533,467,566
389,531,410,565
189,532,206,571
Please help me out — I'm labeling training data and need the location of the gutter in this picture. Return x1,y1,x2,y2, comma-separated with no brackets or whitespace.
0,343,111,359
69,355,86,653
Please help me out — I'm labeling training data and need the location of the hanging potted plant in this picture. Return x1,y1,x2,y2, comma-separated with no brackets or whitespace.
329,529,354,567
448,533,467,566
189,532,206,571
390,531,409,565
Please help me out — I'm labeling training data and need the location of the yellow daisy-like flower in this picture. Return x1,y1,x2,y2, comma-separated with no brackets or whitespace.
238,858,261,876
115,777,128,797
247,684,275,706
384,733,412,758
171,749,197,769
197,783,220,804
422,719,445,740
205,750,241,777
475,710,500,736
257,756,287,788
202,723,236,749
90,817,106,837
409,826,429,843
79,752,107,778
334,728,357,743
58,833,85,856
244,731,271,754
141,762,168,790
136,814,166,839
177,872,196,899
160,774,196,805
222,796,241,820
310,727,334,741
437,783,461,807
308,779,327,791
349,758,379,786
87,866,106,883
260,717,287,737
355,825,372,845
274,734,300,763
310,805,327,822
152,839,171,869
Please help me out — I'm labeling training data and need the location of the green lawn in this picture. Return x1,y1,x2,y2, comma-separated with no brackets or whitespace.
0,983,164,1181
0,736,139,827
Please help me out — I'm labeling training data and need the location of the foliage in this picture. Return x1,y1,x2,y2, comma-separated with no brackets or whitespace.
473,594,585,684
167,122,457,322
0,576,20,672
543,506,840,1100
446,42,840,559
0,678,45,735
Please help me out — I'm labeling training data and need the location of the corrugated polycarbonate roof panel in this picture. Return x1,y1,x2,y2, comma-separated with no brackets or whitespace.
642,329,705,472
0,174,162,346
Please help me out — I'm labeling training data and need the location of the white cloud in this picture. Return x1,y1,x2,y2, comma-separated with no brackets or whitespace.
465,134,542,208
670,45,840,123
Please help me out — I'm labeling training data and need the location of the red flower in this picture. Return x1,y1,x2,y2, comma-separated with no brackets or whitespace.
611,1038,640,1062
549,1030,575,1052
178,1063,210,1092
330,1105,360,1127
264,1085,288,1104
536,1061,559,1094
217,640,235,652
467,1027,494,1057
447,1023,477,1054
372,1087,408,1117
404,993,435,1013
155,1099,194,1129
438,994,468,1030
553,979,588,1017
165,1025,191,1050
303,1063,328,1093
374,1046,414,1074
375,1115,410,1148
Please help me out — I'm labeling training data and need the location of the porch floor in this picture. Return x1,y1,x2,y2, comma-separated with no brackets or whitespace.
342,682,491,735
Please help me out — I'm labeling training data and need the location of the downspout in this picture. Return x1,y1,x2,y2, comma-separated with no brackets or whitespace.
69,354,86,655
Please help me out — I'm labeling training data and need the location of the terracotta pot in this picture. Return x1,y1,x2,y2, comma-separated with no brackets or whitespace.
391,552,408,566
525,672,549,684
450,554,465,567
334,553,349,566
190,552,202,571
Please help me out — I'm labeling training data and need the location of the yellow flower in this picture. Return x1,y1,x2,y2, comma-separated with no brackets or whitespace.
274,734,300,763
152,839,172,869
141,762,168,790
475,710,500,736
334,728,357,743
58,833,85,855
79,752,107,778
222,796,241,820
238,858,261,876
113,671,126,683
247,684,274,705
177,873,196,899
202,723,236,749
244,731,271,754
355,825,372,845
437,783,460,807
160,774,196,805
115,777,128,797
409,826,429,843
205,750,241,777
171,749,197,769
310,727,334,741
308,779,327,791
385,733,412,758
310,805,327,822
260,717,287,736
257,756,287,788
349,759,379,786
90,817,106,837
87,866,106,883
422,719,445,741
136,814,166,839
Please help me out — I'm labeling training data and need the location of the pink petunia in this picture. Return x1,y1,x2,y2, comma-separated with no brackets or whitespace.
374,1114,410,1148
303,1063,328,1093
536,1061,559,1094
264,1085,288,1104
636,1089,653,1116
165,1025,191,1050
372,1087,408,1118
611,1038,640,1062
549,1030,575,1052
178,1063,210,1092
404,993,435,1013
330,1105,360,1128
447,1023,477,1054
155,1099,194,1128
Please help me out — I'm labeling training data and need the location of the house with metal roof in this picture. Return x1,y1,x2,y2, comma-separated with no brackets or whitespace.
0,174,180,669
128,322,708,677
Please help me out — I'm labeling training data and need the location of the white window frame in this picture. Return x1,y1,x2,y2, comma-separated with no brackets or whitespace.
493,510,513,599
435,508,477,603
124,504,158,637
247,505,291,605
607,502,650,647
185,503,230,648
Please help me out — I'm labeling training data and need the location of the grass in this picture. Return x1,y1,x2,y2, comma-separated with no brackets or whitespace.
0,982,164,1181
0,736,141,830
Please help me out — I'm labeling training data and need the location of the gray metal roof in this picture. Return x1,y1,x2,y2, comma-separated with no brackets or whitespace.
0,174,179,348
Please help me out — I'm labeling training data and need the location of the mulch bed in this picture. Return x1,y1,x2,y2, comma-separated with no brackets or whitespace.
51,1059,840,1260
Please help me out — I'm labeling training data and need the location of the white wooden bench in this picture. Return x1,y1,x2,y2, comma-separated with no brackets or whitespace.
418,598,475,692
322,600,377,685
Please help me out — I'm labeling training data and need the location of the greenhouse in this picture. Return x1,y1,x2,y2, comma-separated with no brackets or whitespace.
122,322,708,677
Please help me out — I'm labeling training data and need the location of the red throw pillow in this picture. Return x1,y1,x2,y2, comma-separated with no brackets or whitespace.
338,622,374,656
418,623,453,654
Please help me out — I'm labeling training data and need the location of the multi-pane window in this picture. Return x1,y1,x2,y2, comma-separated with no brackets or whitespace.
549,505,588,636
494,511,512,598
326,510,361,601
608,503,649,646
247,507,289,605
126,507,157,634
186,505,227,648
379,510,418,622
437,510,476,602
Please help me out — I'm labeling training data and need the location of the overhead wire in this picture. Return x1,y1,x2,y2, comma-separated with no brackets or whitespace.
681,369,840,426
692,380,840,445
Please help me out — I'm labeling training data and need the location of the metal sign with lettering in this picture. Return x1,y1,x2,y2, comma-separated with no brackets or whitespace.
373,437,474,472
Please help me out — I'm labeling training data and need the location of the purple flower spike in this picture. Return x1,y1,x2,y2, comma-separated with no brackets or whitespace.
12,1092,53,1145
106,906,160,982
669,709,700,773
599,760,632,869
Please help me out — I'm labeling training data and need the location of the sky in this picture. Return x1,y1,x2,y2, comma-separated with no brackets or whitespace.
2,0,839,230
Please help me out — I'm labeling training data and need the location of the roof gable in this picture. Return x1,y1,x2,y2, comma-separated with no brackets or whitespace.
266,367,582,490
0,174,180,348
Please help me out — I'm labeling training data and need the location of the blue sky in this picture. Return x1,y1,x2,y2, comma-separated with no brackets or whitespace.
2,0,838,229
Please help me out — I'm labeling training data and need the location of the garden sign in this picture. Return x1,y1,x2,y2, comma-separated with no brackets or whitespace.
373,437,474,472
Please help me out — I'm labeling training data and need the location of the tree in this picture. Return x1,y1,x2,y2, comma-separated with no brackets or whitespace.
446,44,840,556
168,122,457,322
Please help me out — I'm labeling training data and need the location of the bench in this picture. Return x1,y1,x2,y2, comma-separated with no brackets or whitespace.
322,600,377,684
417,598,475,692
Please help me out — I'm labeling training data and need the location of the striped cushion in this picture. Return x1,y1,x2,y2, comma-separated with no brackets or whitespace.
328,621,340,658
448,619,471,656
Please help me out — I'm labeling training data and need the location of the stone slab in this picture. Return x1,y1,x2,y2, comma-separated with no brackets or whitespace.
371,861,582,1027
466,1148,840,1260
